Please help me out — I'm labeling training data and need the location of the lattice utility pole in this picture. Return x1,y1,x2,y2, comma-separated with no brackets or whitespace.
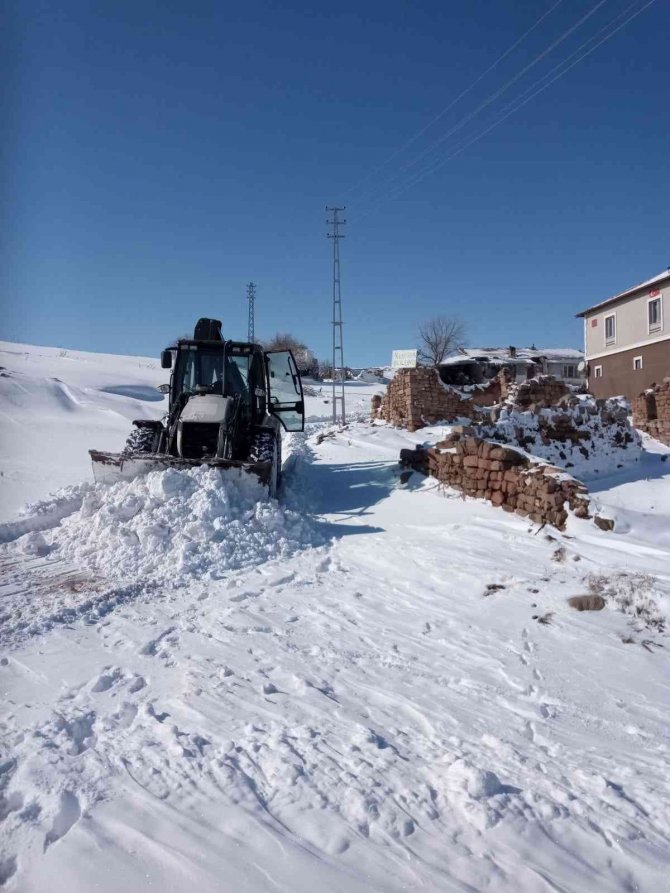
326,206,346,426
247,282,256,343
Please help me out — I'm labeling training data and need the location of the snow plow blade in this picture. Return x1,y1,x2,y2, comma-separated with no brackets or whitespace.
89,450,272,487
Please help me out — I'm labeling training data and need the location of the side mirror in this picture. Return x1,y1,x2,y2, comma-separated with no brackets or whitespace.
161,350,172,369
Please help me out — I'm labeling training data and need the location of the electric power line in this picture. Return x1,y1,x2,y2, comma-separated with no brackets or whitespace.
341,0,565,200
373,0,657,207
352,0,611,208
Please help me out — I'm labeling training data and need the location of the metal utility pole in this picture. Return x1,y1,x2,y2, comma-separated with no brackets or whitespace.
247,282,256,343
326,206,346,426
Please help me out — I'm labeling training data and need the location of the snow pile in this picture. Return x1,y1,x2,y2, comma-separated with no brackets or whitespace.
15,467,324,583
20,483,93,519
476,395,642,480
0,483,92,545
353,369,389,384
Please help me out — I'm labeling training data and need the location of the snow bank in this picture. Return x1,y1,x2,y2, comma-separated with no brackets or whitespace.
0,483,91,545
353,370,389,384
11,467,324,584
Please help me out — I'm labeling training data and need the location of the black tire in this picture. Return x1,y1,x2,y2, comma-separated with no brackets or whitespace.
249,429,282,497
122,426,156,456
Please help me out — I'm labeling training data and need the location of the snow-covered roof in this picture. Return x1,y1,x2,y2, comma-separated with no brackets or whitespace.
575,269,670,317
439,347,583,367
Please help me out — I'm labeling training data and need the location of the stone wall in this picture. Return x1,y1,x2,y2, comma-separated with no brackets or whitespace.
400,432,592,530
502,374,570,408
376,368,572,432
376,367,474,431
632,379,670,445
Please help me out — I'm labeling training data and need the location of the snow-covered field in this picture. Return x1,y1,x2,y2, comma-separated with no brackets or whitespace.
1,341,670,892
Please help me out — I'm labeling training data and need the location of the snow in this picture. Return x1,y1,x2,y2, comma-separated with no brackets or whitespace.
6,465,324,600
439,346,584,365
0,342,168,521
1,341,670,893
476,395,643,481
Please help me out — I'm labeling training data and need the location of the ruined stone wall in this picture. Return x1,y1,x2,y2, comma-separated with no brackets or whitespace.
632,379,670,445
498,368,514,401
400,433,591,530
376,367,473,431
477,393,640,475
467,378,501,406
503,374,570,408
376,369,572,432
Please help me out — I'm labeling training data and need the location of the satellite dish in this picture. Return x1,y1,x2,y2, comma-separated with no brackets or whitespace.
577,360,586,373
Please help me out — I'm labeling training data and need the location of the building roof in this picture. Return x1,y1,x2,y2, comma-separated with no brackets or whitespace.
439,347,583,367
575,269,670,318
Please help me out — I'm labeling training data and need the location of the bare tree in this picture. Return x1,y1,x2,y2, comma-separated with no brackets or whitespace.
264,333,318,377
264,332,305,353
417,315,466,366
317,358,334,380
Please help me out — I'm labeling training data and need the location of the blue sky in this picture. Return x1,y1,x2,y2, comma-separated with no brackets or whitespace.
2,0,669,366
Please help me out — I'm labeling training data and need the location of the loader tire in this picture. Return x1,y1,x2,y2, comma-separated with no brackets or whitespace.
249,430,282,497
122,425,156,456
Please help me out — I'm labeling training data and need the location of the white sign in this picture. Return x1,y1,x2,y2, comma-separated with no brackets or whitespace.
391,349,418,369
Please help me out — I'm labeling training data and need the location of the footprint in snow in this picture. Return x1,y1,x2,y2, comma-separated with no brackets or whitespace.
139,627,178,657
229,590,260,603
114,702,138,729
91,666,124,693
0,856,18,886
127,675,146,693
44,792,81,851
270,572,296,587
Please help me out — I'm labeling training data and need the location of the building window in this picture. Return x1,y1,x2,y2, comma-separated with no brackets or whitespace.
563,364,577,378
604,313,616,345
594,365,603,379
633,356,643,370
648,297,662,332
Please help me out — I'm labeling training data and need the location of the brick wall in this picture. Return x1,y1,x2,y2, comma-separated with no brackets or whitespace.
632,379,670,445
400,433,592,530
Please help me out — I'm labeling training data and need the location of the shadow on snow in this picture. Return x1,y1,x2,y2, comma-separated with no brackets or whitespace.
586,447,669,494
288,454,414,536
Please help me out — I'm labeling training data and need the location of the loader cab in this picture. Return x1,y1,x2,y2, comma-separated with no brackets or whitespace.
168,342,248,405
165,340,304,432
